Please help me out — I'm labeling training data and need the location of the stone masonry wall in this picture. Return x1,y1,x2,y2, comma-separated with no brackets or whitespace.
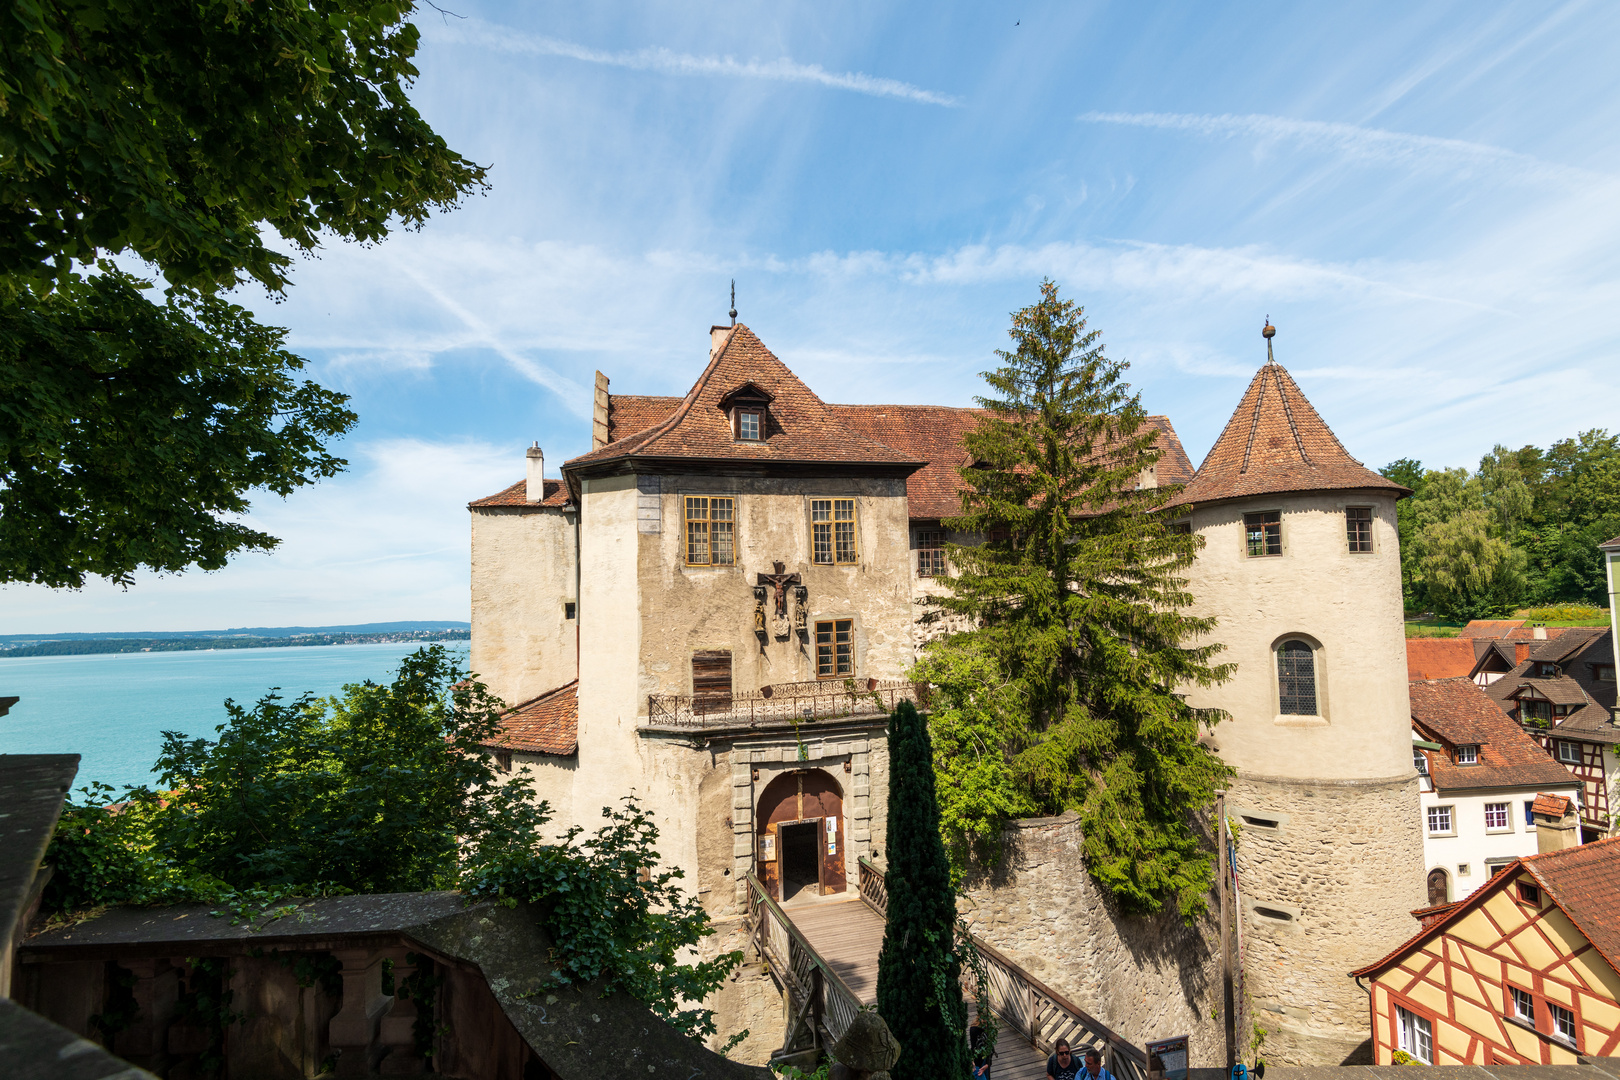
958,813,1231,1069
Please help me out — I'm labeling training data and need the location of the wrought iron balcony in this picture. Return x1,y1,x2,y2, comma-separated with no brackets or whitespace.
644,678,925,730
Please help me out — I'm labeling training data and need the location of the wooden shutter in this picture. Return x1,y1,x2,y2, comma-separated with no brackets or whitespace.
692,650,732,713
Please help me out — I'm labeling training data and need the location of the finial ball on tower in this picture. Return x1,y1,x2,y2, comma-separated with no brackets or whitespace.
1262,318,1276,340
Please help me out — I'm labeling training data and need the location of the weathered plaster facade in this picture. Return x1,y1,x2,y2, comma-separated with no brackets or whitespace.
469,502,577,707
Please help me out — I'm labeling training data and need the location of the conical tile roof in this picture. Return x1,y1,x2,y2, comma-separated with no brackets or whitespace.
1165,359,1405,508
565,325,925,471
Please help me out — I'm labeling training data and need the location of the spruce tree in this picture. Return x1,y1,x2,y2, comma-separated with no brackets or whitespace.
876,699,972,1080
915,279,1233,921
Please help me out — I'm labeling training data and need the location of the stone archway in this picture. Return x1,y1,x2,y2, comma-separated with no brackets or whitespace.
1426,867,1449,907
756,769,846,903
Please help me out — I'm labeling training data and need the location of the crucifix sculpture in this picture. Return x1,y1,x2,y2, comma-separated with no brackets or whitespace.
756,561,803,641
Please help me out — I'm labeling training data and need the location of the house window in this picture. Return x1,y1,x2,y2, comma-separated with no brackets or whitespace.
564,602,577,620
1557,740,1581,765
1245,511,1282,557
1510,987,1536,1028
1485,803,1510,830
1518,882,1541,905
684,497,736,566
815,619,854,678
1396,1005,1433,1065
1427,805,1453,835
1412,747,1429,775
1521,699,1552,725
1346,507,1373,552
1551,1002,1577,1045
1535,662,1558,677
916,530,947,577
1276,640,1317,715
1594,664,1616,682
1455,744,1479,765
1524,800,1536,826
811,499,857,564
735,408,763,442
692,650,733,713
494,750,513,774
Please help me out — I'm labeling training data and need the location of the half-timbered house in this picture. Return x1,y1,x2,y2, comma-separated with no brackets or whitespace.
1353,836,1620,1066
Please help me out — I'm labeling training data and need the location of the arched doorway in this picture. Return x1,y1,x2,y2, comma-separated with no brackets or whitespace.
1426,867,1449,907
756,770,846,903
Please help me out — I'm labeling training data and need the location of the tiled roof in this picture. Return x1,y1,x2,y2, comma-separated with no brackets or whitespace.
1530,626,1608,664
1165,360,1406,509
1601,534,1620,550
1458,619,1526,638
478,682,578,755
468,478,571,509
1406,638,1477,681
1494,676,1595,707
608,395,683,442
1409,677,1579,791
1352,836,1620,979
565,325,924,471
1533,792,1574,818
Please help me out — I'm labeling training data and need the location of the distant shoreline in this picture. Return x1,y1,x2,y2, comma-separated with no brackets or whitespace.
0,630,470,659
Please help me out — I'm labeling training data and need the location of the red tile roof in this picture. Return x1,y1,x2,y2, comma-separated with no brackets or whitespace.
1165,361,1406,508
608,395,683,442
1533,792,1574,818
478,682,578,755
1405,638,1477,681
1353,836,1620,979
1409,677,1579,791
1601,534,1620,550
1458,619,1526,638
565,325,924,471
468,478,571,509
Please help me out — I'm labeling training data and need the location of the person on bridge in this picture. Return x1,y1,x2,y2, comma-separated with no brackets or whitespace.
1047,1039,1081,1080
1079,1048,1116,1080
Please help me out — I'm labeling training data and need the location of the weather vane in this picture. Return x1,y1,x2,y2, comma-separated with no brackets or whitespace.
729,280,738,326
1263,315,1276,363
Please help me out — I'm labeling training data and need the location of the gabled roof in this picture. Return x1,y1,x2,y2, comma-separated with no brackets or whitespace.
1165,360,1406,508
478,682,578,756
1601,534,1620,550
1458,618,1526,638
1409,677,1580,792
564,325,924,472
1406,638,1477,681
467,478,571,509
1533,792,1574,818
1353,835,1620,980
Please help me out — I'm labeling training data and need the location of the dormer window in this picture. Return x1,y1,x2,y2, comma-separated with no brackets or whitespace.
735,408,763,441
719,381,774,444
1455,744,1479,765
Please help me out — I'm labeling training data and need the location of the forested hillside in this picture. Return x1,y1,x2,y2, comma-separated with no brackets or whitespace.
1382,429,1619,619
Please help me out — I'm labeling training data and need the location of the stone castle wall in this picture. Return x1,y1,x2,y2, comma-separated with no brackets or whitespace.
957,813,1232,1069
1226,772,1425,1066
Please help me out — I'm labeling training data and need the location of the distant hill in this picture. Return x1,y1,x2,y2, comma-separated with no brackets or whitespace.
0,623,471,658
0,621,469,645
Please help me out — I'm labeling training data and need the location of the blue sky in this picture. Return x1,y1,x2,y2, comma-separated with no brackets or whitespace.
6,0,1619,633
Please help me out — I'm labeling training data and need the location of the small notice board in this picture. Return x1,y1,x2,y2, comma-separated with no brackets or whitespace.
1145,1035,1188,1080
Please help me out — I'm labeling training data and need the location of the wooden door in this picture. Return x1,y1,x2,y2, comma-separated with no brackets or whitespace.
819,814,846,894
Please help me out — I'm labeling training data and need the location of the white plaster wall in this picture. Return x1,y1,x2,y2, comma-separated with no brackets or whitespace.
497,753,578,841
469,507,577,707
1420,783,1581,901
1181,490,1410,781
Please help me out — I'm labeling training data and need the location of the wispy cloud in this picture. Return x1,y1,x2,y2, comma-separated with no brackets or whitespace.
1078,111,1599,187
429,18,959,107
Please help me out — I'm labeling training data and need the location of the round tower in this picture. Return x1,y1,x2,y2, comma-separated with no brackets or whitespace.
1169,325,1424,1066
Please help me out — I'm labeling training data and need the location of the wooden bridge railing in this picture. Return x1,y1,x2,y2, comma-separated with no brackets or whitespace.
857,858,1148,1080
747,873,866,1056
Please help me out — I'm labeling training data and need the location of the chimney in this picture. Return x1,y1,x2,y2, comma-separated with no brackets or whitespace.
591,371,610,450
1534,794,1581,853
1533,626,1548,640
526,443,545,502
1516,642,1532,663
710,324,732,358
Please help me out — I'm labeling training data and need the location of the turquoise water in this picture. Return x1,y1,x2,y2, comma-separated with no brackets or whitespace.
0,641,470,795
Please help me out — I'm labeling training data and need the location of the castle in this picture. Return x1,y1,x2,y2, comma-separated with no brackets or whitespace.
467,320,1425,1063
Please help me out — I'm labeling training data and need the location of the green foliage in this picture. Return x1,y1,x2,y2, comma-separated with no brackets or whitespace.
1,0,488,296
0,268,356,588
877,700,973,1080
43,647,739,1042
1516,604,1608,623
1386,429,1620,616
916,280,1232,919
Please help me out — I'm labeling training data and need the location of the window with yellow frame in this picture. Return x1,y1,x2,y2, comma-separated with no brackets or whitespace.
685,496,735,565
810,498,857,564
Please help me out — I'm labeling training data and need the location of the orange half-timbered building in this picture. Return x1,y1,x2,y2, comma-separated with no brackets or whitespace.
1352,836,1620,1066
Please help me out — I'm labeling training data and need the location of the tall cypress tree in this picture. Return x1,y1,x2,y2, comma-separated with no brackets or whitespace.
876,699,971,1080
915,279,1233,921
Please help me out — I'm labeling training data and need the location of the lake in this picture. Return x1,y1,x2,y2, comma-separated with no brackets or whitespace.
0,641,470,795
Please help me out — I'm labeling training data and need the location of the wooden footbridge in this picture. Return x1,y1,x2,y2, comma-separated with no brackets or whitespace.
747,858,1149,1080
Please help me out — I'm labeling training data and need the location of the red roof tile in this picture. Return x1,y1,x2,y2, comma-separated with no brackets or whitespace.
479,682,578,755
1458,619,1526,638
1352,836,1620,979
1533,792,1574,818
1165,361,1406,508
1405,638,1477,681
565,325,924,471
608,395,682,442
468,478,571,509
1409,677,1579,791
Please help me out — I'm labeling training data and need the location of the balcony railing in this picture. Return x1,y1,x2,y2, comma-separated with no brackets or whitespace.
645,678,926,730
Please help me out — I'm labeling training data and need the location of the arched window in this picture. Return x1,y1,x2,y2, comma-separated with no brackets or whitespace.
1277,640,1317,715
